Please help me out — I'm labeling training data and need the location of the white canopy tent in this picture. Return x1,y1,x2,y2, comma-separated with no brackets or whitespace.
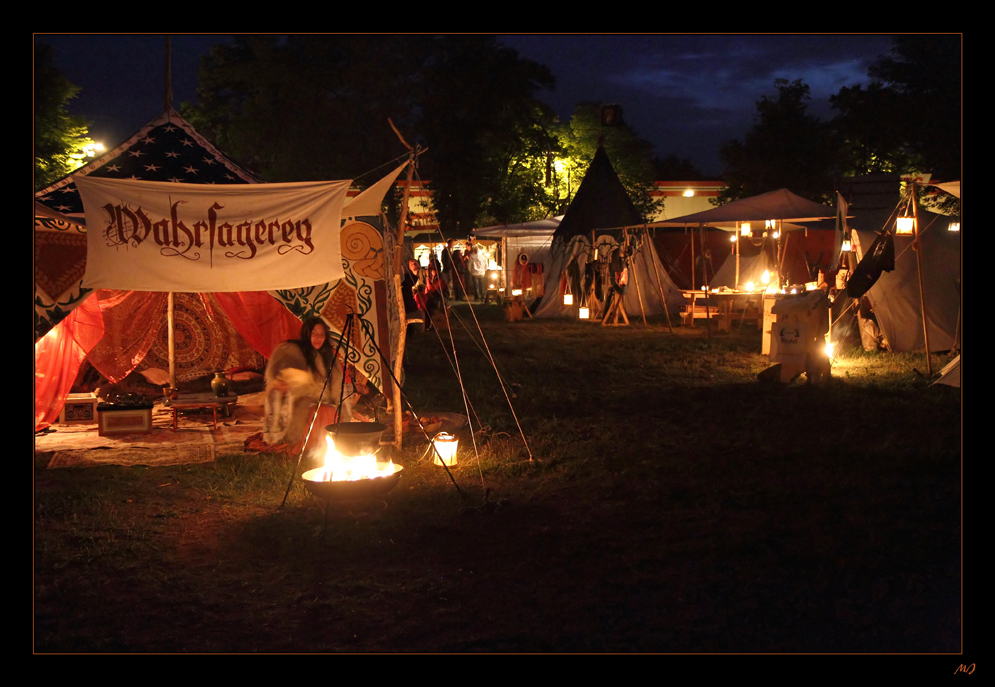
473,217,561,300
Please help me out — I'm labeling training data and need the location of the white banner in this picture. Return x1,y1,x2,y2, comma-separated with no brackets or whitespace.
76,176,351,292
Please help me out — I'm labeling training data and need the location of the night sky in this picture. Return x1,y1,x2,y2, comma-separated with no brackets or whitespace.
36,34,896,177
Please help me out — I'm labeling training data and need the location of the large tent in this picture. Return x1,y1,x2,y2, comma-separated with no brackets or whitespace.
35,109,404,431
846,177,961,354
646,188,837,289
535,146,685,319
646,188,836,228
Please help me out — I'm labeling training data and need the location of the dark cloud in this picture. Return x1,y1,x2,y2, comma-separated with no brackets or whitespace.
37,34,895,178
498,34,894,175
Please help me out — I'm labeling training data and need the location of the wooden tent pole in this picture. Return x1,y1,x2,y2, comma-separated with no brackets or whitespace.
388,119,418,447
735,227,741,290
165,37,176,392
626,229,648,326
646,227,674,333
699,226,710,286
910,183,932,376
690,226,696,290
167,291,176,390
164,36,173,111
502,237,507,293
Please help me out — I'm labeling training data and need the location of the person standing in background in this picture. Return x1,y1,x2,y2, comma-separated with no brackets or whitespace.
468,245,488,301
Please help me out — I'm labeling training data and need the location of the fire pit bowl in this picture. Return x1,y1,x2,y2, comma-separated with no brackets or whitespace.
301,465,403,502
324,422,387,456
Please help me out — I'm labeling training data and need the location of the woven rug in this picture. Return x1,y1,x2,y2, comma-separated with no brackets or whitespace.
47,444,217,469
38,402,266,469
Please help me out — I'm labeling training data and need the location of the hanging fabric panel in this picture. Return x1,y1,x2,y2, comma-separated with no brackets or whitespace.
34,294,105,431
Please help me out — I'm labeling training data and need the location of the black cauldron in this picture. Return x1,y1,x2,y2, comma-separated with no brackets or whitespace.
324,422,386,456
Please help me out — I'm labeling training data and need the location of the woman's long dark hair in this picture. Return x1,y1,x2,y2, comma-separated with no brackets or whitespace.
298,317,335,377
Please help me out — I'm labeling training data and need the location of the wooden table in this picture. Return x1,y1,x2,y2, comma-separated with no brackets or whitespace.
680,290,762,332
166,393,238,431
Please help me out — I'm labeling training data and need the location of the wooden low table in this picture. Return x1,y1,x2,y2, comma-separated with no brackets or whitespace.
166,393,238,431
681,289,762,332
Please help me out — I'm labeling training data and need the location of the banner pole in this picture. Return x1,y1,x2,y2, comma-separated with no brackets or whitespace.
167,291,176,390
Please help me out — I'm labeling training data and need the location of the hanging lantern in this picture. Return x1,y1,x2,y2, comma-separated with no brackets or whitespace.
432,432,458,466
579,306,590,319
563,293,574,305
896,216,915,235
729,233,738,243
740,222,751,236
841,238,852,253
948,222,960,232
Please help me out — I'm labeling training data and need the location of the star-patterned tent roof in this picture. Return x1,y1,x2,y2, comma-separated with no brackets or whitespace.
34,108,260,223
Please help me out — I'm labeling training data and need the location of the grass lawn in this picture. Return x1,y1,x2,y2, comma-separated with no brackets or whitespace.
34,303,962,654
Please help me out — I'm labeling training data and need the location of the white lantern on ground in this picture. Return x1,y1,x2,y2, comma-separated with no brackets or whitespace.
432,432,458,466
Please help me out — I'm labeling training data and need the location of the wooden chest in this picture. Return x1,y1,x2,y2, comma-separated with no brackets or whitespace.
97,404,154,436
59,393,99,424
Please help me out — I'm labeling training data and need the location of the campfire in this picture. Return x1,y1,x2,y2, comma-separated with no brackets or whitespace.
300,423,403,502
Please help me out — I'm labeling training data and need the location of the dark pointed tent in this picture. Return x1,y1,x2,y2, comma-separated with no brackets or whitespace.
536,145,684,319
552,145,644,241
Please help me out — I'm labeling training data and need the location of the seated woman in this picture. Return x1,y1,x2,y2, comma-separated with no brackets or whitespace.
262,317,357,463
415,265,447,330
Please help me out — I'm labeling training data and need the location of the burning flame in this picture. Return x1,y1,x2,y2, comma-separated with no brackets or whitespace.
315,435,398,482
